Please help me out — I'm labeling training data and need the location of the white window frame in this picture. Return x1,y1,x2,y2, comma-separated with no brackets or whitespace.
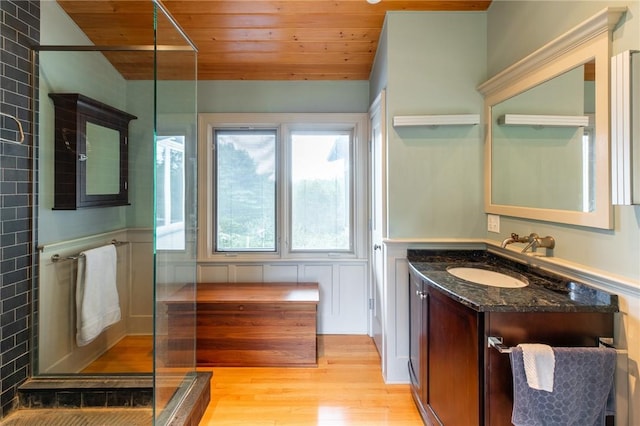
198,113,369,262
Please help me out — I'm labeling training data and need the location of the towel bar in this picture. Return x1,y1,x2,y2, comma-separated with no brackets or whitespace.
488,336,513,353
50,239,129,263
598,337,615,348
489,336,623,354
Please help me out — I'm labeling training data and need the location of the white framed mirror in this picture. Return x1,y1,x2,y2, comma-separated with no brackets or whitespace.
477,7,626,229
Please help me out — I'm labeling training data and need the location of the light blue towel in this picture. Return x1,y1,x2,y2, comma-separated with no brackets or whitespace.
509,346,616,426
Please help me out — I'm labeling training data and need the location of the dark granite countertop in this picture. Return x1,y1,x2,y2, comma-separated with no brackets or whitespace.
407,249,618,313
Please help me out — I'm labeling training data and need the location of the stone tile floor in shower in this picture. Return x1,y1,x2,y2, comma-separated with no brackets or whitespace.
0,408,152,425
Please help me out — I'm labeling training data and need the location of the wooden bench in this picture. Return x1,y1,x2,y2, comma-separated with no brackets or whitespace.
166,282,320,367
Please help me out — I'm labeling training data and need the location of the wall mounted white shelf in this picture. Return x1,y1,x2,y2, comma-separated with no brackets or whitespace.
497,114,589,127
393,114,480,127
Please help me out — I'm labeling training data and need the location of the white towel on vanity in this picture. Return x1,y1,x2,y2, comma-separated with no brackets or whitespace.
518,343,556,392
76,244,121,346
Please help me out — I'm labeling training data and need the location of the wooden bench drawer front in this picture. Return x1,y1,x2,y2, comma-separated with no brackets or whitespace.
198,309,317,329
197,304,317,367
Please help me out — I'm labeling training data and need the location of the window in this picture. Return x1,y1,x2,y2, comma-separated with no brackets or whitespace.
290,131,352,251
156,135,186,250
214,129,277,252
199,113,367,260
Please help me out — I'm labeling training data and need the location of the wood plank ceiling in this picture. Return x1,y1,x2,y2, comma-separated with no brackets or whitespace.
56,0,492,80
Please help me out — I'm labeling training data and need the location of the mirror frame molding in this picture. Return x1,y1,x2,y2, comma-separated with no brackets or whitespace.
477,7,626,229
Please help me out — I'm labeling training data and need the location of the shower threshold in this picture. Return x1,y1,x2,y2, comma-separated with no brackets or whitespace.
7,372,211,425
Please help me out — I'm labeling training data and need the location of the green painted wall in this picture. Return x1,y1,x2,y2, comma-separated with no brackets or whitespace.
486,1,640,281
369,21,388,106
196,80,370,113
487,0,638,76
40,3,196,235
374,12,488,238
125,80,199,228
39,1,130,244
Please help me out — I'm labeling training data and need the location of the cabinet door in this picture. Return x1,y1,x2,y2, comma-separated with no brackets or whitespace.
427,286,480,425
408,270,427,406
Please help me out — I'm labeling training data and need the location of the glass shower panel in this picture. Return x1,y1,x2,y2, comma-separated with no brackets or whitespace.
153,3,198,423
36,0,168,378
36,47,156,376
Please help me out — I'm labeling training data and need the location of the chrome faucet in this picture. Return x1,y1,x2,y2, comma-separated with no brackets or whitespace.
501,232,555,253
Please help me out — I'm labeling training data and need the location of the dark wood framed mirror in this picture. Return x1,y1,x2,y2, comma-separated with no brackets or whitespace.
49,93,136,209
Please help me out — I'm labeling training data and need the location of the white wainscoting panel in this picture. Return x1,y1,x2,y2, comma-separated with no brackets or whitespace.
126,229,153,334
198,264,229,282
335,263,368,334
38,230,130,373
264,264,300,281
391,256,410,381
235,264,266,282
382,243,411,384
301,264,335,331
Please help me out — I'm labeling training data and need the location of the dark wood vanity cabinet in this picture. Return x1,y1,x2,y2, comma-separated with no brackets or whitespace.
408,266,614,426
409,270,481,425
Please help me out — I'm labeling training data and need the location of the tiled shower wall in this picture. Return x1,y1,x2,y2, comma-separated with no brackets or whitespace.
0,0,39,418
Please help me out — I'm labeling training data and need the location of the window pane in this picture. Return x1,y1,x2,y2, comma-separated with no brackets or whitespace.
215,129,276,251
291,132,351,251
156,136,185,251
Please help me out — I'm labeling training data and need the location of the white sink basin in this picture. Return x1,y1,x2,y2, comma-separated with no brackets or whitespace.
447,267,528,288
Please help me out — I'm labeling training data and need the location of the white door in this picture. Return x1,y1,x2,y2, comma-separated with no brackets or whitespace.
369,90,385,355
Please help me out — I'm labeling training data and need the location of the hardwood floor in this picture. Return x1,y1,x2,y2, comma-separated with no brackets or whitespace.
198,335,422,425
83,334,422,425
81,335,153,373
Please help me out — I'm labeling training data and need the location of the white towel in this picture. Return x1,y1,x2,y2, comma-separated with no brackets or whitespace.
75,244,121,346
518,343,556,392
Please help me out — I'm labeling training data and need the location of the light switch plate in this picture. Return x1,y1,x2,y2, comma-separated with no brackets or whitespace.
487,214,500,233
